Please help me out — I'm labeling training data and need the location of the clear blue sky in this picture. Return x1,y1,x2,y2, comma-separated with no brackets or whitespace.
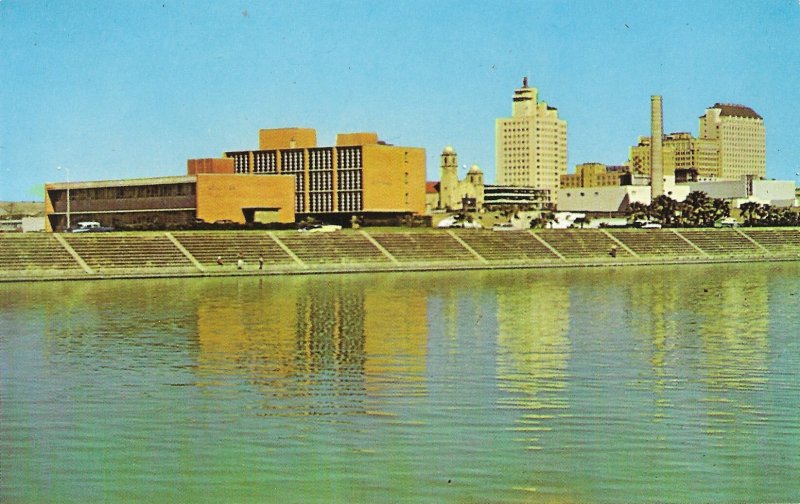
2,0,799,201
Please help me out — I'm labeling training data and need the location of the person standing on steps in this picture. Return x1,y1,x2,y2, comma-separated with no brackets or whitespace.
237,253,244,270
258,255,264,270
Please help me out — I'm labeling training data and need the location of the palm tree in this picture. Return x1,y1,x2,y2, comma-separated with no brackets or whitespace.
710,198,731,224
681,191,714,227
757,204,772,226
650,195,680,227
626,201,649,224
531,211,556,228
739,201,762,226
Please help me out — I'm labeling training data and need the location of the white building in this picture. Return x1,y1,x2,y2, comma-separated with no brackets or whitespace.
558,177,795,214
495,77,567,206
558,182,690,214
687,178,795,208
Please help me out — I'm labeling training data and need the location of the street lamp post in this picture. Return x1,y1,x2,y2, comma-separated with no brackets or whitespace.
57,166,70,231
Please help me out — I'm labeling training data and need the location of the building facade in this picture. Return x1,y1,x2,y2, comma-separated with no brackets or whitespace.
629,133,721,180
483,185,550,210
223,128,426,220
560,163,626,189
699,103,766,180
495,77,567,205
44,174,295,232
627,102,763,182
687,178,795,208
437,146,484,210
44,127,426,231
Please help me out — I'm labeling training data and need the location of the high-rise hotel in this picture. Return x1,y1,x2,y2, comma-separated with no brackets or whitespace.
495,77,567,205
699,103,766,180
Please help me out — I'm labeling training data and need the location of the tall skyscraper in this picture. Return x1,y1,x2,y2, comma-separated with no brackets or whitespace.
495,77,567,206
699,103,766,180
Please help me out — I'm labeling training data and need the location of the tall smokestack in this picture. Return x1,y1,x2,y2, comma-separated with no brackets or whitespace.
650,95,664,199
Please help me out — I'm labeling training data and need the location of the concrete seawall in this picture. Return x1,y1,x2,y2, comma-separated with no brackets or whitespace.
2,228,799,282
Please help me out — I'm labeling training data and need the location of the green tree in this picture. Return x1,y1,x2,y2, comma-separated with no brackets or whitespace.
680,191,712,227
530,211,556,228
626,201,650,224
650,195,680,227
739,201,763,226
710,198,731,223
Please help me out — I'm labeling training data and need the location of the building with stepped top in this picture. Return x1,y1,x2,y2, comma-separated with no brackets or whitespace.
495,77,567,206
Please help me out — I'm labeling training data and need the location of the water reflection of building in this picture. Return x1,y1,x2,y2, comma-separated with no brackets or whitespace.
193,276,428,415
194,282,299,392
625,273,685,421
694,269,769,392
627,266,770,428
362,281,428,397
494,278,571,449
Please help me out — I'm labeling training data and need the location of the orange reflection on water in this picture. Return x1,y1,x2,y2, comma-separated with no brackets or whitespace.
193,275,429,416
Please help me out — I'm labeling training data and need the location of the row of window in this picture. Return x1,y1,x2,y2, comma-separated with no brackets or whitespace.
338,169,362,191
253,151,278,173
53,184,195,201
229,152,250,174
293,173,305,193
281,151,305,172
309,192,334,213
338,191,363,212
309,148,334,170
229,147,367,174
338,147,363,169
290,169,368,212
309,172,333,192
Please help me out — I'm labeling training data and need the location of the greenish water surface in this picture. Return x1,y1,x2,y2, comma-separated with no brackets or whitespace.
1,263,799,503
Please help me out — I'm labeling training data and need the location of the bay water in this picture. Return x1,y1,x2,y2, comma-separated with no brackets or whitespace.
2,263,799,503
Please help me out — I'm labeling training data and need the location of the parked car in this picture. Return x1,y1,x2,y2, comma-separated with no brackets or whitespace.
492,222,520,231
714,217,739,228
70,221,114,233
640,222,662,229
633,219,662,229
453,221,482,229
298,224,342,233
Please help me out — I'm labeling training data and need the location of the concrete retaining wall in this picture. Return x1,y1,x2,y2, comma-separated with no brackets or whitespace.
1,228,799,282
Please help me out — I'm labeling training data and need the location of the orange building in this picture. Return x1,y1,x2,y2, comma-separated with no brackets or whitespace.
222,128,426,220
44,173,295,232
44,127,425,231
